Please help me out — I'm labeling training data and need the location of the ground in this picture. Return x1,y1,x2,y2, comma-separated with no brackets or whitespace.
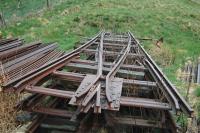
1,0,200,127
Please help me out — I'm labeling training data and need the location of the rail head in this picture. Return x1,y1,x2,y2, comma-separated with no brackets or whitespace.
2,31,103,91
106,33,132,103
129,31,193,117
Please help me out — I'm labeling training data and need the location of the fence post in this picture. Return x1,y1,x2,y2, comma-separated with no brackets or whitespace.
0,10,6,27
47,0,50,9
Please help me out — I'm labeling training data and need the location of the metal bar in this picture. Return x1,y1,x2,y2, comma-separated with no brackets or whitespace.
145,59,179,112
106,33,132,102
74,32,105,99
2,31,102,90
95,32,104,112
0,41,42,60
129,31,193,116
0,38,18,45
8,50,63,81
70,32,105,113
3,43,57,69
0,39,23,52
25,86,74,99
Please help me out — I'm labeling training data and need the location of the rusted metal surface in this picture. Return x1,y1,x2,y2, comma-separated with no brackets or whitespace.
0,39,63,88
129,32,193,116
52,71,157,87
0,31,193,132
0,39,23,52
106,33,131,106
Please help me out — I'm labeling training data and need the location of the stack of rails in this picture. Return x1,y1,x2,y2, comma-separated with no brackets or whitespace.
0,38,64,90
1,32,193,133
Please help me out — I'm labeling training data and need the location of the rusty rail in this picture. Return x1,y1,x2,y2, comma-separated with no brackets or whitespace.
0,31,193,133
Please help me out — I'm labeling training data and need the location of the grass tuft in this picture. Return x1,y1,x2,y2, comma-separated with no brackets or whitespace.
148,44,175,67
194,86,200,97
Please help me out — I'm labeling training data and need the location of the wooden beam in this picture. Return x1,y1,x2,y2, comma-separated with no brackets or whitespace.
52,71,156,87
24,87,170,110
85,42,138,50
65,63,144,79
29,107,74,118
113,117,166,128
25,86,74,99
71,59,147,71
82,49,143,58
120,96,171,110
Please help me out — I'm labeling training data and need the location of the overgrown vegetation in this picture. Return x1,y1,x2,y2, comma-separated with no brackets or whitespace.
0,0,200,130
0,93,21,133
148,44,175,67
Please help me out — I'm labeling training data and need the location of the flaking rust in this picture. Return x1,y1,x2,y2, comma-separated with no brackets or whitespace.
0,31,193,133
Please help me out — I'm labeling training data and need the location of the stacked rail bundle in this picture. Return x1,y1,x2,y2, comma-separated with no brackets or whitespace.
1,32,193,133
0,37,65,132
0,38,64,91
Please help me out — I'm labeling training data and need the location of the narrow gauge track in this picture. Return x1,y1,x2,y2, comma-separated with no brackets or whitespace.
0,31,193,133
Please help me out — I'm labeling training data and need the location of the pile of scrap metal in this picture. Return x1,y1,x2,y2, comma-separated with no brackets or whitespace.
0,38,64,91
0,31,193,133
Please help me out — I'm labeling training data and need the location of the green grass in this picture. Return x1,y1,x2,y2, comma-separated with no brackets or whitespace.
1,0,200,127
0,0,64,20
1,0,200,88
194,87,200,97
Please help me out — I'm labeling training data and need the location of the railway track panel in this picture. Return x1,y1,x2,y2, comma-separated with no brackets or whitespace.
0,31,193,133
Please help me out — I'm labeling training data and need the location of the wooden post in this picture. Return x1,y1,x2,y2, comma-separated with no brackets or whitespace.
17,0,22,9
0,61,6,91
186,63,193,101
197,57,200,84
47,0,50,9
0,11,6,27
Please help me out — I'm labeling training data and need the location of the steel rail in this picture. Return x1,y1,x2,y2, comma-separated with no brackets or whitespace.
2,31,102,90
0,38,18,45
0,41,42,60
105,33,131,102
129,31,193,116
4,49,51,75
145,59,179,111
6,50,60,78
0,39,23,52
95,32,104,112
129,32,179,112
3,43,57,69
1,44,44,63
9,50,63,77
75,32,105,98
1,32,192,132
81,32,105,110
